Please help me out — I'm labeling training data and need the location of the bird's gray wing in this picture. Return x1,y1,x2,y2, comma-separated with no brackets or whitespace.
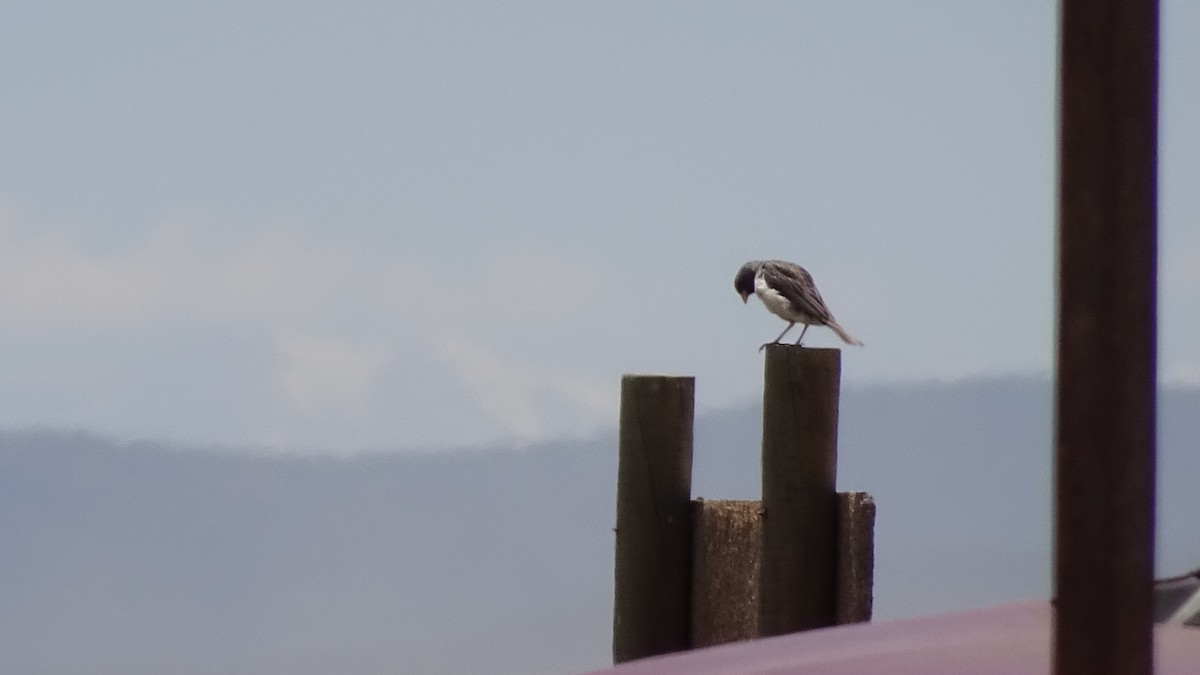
760,261,834,322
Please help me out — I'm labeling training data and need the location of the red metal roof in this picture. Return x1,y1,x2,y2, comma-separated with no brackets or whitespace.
584,602,1200,675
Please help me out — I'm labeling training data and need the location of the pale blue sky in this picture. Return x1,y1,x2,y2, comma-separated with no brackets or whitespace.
1,2,1196,452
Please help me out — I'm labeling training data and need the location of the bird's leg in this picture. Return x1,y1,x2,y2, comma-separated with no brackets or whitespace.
760,322,795,352
794,324,810,347
773,322,796,344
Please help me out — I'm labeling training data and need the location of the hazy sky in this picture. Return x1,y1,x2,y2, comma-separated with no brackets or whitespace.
2,2,1197,452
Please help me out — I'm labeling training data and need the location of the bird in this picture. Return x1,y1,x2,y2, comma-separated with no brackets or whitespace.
734,259,863,350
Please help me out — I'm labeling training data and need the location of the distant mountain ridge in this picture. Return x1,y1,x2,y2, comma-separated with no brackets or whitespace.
2,377,1197,675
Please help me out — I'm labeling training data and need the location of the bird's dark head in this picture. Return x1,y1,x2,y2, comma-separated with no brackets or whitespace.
733,262,759,303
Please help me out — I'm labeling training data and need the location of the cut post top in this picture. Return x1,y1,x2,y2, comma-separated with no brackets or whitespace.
760,344,843,354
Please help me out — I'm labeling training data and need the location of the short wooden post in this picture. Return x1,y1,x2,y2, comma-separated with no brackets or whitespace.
691,499,761,647
836,492,875,624
612,375,695,664
758,345,840,636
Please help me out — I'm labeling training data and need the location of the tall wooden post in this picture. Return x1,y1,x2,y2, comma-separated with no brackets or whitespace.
612,375,695,664
1056,1,1158,674
758,346,840,636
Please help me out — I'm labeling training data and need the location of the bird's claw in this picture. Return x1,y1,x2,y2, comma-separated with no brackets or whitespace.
759,340,807,352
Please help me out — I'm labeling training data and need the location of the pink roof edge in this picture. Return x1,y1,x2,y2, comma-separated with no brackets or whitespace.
584,601,1199,675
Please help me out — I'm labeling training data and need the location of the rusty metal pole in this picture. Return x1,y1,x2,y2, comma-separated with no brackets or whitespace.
1055,1,1158,673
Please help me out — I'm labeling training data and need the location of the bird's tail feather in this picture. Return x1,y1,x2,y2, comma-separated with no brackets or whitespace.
828,321,864,347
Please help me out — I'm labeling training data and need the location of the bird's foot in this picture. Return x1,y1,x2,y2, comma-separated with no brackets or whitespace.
758,341,781,352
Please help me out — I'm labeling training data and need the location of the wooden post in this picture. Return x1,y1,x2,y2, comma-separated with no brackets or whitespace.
1056,1,1158,674
758,345,840,636
691,493,873,647
613,375,695,664
691,499,760,647
836,492,875,624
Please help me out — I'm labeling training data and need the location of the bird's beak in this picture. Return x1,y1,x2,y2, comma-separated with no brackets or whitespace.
740,292,750,304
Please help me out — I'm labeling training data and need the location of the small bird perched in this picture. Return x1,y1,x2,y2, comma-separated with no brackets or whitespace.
734,259,863,350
